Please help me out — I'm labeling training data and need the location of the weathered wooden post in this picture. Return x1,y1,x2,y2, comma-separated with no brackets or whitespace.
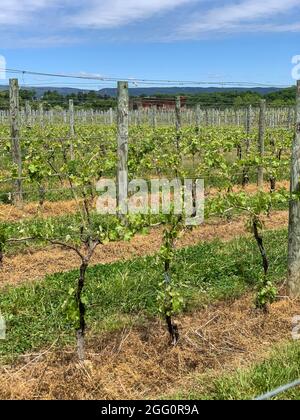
151,105,157,128
69,99,75,135
9,79,23,206
63,110,67,124
175,96,181,130
195,104,201,131
257,99,266,189
117,81,129,218
175,96,181,151
25,100,32,128
242,105,252,187
288,81,300,298
109,107,114,125
246,104,252,152
38,102,44,127
69,99,75,159
244,104,252,156
136,105,142,126
288,107,294,130
205,109,209,126
235,109,239,126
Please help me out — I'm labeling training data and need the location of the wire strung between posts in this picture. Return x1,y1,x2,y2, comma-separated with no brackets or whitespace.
0,167,279,185
0,67,292,89
254,379,300,400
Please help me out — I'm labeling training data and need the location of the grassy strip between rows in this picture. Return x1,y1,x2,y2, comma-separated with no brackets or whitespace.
170,341,300,400
0,228,288,363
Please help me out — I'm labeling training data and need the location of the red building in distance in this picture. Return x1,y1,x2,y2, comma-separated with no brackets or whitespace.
131,96,187,110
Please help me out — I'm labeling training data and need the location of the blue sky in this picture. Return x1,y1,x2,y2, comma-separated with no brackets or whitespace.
0,0,300,88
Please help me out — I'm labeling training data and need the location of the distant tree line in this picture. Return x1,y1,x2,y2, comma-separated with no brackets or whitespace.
0,86,297,110
0,90,116,111
175,87,297,108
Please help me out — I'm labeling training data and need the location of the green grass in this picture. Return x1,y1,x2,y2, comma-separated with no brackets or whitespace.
170,341,300,400
0,228,288,362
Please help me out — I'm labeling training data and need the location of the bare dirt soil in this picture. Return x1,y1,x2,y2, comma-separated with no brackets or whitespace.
0,291,297,400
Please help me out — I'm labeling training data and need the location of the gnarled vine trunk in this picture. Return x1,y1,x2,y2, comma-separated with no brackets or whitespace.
76,259,88,362
164,260,179,346
269,176,276,194
253,218,270,313
253,219,269,276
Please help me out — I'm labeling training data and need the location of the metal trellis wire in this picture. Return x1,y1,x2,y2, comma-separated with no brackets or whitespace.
255,379,300,400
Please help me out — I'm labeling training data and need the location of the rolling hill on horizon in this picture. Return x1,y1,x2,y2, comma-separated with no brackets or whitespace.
0,85,286,98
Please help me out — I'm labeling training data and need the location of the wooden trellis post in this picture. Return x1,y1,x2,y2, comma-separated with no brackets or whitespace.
109,108,114,125
151,105,157,128
288,80,300,297
117,81,129,218
245,104,252,153
241,105,252,187
9,79,23,206
38,102,44,127
195,105,201,131
25,100,32,128
257,99,266,189
69,99,75,159
137,106,142,126
288,107,294,130
175,96,181,151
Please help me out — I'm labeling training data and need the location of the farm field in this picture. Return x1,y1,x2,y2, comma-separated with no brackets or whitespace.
3,0,300,404
0,123,293,201
1,99,300,401
0,228,299,400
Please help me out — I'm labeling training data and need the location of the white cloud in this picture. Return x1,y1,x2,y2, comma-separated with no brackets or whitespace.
0,0,300,45
253,22,300,33
15,35,83,48
0,0,51,24
178,0,300,37
69,0,195,28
